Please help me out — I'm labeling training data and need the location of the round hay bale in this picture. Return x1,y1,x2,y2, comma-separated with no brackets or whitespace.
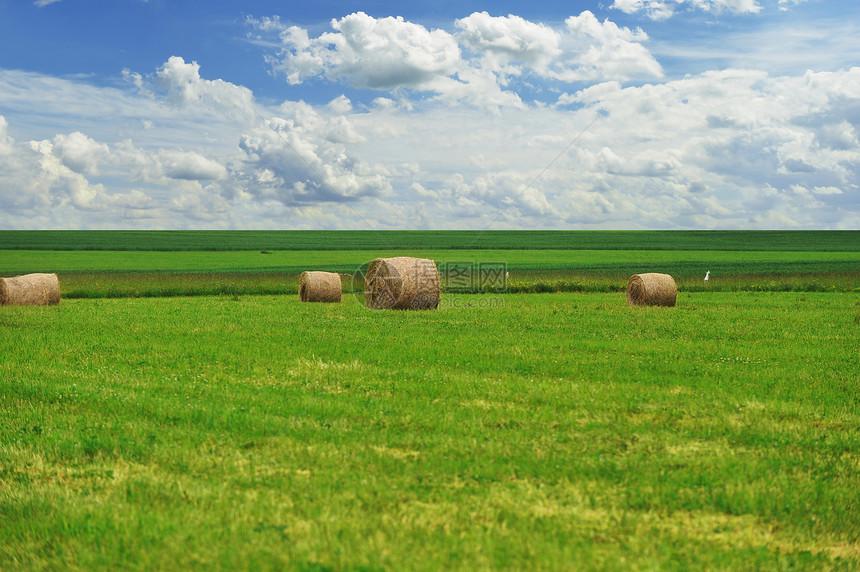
626,273,677,307
364,257,440,310
299,271,342,303
0,273,61,306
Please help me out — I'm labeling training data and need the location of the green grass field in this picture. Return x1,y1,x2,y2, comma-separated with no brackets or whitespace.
1,231,859,570
2,293,858,570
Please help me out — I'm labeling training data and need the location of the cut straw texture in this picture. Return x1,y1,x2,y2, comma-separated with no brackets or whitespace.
299,271,342,303
364,257,440,310
0,273,61,306
626,273,677,307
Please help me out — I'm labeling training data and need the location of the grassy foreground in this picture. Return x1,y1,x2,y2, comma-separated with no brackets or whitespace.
1,292,858,570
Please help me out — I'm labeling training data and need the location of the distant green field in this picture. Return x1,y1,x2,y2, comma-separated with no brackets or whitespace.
2,293,858,570
1,230,859,251
2,248,858,298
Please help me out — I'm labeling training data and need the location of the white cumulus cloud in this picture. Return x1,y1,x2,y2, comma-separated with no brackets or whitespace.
250,11,662,109
157,149,228,181
555,11,663,82
455,12,561,69
52,132,110,176
260,12,461,89
153,56,255,119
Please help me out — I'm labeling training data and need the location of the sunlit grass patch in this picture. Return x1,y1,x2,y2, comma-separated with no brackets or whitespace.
1,292,858,570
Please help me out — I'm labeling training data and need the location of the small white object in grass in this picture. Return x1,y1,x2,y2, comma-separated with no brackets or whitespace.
704,270,710,281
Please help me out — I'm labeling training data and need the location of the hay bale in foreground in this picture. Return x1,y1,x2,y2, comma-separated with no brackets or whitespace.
626,273,677,307
299,271,342,303
364,257,440,310
0,273,61,306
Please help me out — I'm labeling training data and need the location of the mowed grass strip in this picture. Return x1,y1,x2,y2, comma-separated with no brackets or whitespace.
54,270,860,300
3,248,860,275
58,271,299,299
1,292,858,570
2,248,859,298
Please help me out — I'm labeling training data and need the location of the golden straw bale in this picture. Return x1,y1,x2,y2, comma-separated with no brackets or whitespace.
0,273,61,306
626,273,677,307
299,271,342,303
364,257,440,310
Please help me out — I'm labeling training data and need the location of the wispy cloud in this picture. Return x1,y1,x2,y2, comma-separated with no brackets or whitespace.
610,0,813,20
651,15,860,77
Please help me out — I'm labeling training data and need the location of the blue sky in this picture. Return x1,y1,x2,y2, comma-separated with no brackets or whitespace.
1,0,858,230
